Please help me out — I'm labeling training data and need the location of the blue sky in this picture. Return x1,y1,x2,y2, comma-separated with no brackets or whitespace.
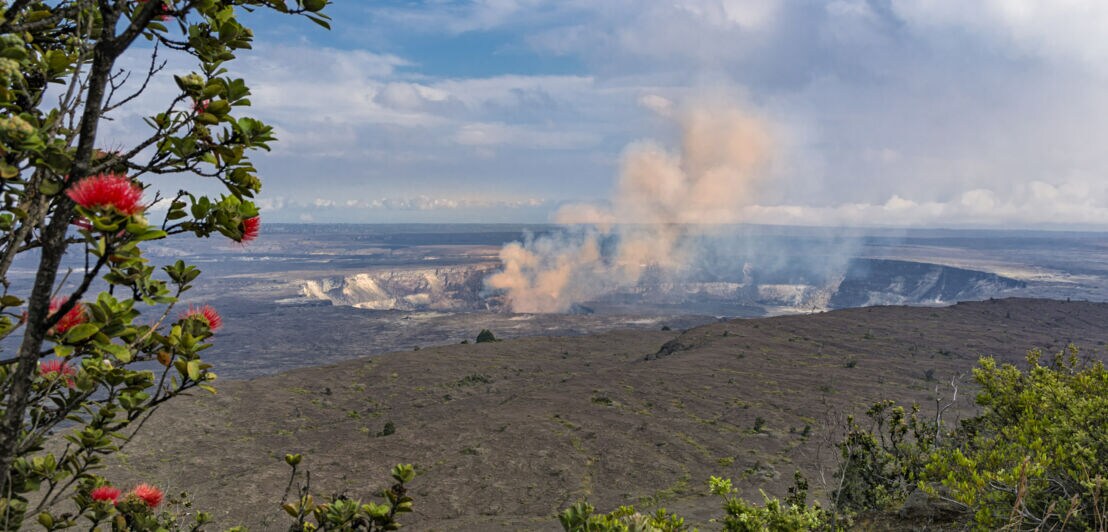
104,1,1108,228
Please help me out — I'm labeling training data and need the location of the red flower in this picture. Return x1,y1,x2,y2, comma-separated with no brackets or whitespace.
236,216,260,243
90,485,121,504
48,297,86,335
39,359,76,388
181,304,222,332
131,484,163,508
66,173,144,215
194,98,210,113
136,0,172,21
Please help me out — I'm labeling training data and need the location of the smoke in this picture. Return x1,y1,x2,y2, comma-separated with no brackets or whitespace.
485,96,774,313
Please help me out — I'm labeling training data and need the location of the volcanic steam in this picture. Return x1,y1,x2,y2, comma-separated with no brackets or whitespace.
486,98,773,312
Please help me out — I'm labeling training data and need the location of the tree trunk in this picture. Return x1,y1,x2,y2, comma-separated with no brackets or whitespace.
0,13,119,495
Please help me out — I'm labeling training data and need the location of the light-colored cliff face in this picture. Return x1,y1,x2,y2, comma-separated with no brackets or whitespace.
300,266,499,311
297,259,1024,314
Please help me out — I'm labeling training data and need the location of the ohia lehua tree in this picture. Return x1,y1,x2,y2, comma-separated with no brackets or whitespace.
0,0,331,528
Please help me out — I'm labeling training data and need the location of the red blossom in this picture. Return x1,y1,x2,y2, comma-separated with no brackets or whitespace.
90,485,121,504
194,98,210,113
131,484,163,508
48,297,86,335
181,304,222,332
136,0,172,20
236,216,260,244
39,359,76,388
66,173,144,215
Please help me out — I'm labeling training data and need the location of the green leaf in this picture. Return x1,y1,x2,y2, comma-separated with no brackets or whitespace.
186,360,201,381
205,100,231,115
63,323,99,343
38,180,61,196
306,14,331,29
102,343,133,363
133,229,167,242
196,112,220,125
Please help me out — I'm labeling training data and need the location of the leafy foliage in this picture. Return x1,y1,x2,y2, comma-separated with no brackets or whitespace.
282,456,416,532
922,348,1108,530
558,502,689,532
0,0,330,529
827,347,1108,530
833,400,936,512
559,473,836,532
712,472,837,532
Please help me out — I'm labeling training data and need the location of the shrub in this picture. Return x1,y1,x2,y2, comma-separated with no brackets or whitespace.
282,457,416,532
475,329,498,343
558,473,836,532
752,416,766,433
833,400,936,513
711,473,836,532
830,346,1108,530
922,347,1108,529
558,502,688,532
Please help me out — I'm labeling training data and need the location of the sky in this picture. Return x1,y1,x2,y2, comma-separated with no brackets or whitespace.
101,1,1108,229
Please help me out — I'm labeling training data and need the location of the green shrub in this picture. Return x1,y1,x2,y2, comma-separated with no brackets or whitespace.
922,347,1108,529
558,502,688,532
282,458,415,532
559,473,836,532
475,329,498,343
833,400,936,513
830,346,1108,530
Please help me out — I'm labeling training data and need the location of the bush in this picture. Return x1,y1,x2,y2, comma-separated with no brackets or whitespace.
558,502,688,531
282,457,416,532
558,473,836,532
712,473,837,532
833,400,936,513
831,346,1108,530
922,347,1108,529
475,329,498,343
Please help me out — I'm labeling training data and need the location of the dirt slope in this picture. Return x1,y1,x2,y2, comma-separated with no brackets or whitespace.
105,298,1108,530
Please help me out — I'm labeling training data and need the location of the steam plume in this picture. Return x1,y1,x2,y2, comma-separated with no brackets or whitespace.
486,97,773,313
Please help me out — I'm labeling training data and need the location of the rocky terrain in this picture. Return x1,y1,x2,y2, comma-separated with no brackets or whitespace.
104,298,1108,530
291,257,1026,317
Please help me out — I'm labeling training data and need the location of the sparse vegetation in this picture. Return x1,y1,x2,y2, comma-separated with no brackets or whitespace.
455,373,492,386
591,395,614,406
562,347,1108,531
476,329,499,343
377,421,396,437
752,416,766,433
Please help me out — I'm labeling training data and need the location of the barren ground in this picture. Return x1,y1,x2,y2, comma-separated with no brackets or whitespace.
104,298,1108,530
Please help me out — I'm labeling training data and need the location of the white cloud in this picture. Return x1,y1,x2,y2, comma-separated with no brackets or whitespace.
86,2,1108,227
744,180,1108,229
891,0,1108,70
453,122,599,149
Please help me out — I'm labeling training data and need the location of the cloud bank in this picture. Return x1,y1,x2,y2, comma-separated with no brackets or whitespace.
94,1,1108,229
